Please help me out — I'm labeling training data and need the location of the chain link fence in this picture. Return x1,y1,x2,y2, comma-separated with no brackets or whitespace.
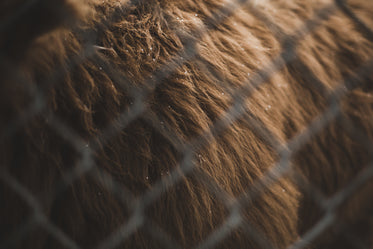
0,0,372,248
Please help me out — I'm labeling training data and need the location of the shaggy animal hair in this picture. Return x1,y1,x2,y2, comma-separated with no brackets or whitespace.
0,0,372,248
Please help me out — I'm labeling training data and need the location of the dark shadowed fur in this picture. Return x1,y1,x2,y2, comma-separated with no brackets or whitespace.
0,0,372,249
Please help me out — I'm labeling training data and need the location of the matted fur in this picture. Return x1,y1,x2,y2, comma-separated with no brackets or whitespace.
0,0,372,249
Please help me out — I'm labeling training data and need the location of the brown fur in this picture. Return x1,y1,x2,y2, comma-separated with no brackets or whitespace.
0,0,372,249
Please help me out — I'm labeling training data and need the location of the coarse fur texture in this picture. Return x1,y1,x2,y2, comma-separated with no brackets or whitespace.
0,0,372,249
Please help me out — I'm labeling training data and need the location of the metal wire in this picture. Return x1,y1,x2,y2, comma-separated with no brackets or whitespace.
0,0,372,249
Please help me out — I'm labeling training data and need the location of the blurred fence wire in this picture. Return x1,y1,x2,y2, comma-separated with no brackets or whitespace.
1,0,372,249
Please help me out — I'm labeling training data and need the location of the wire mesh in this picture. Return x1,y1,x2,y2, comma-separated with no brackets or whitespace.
0,0,372,249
